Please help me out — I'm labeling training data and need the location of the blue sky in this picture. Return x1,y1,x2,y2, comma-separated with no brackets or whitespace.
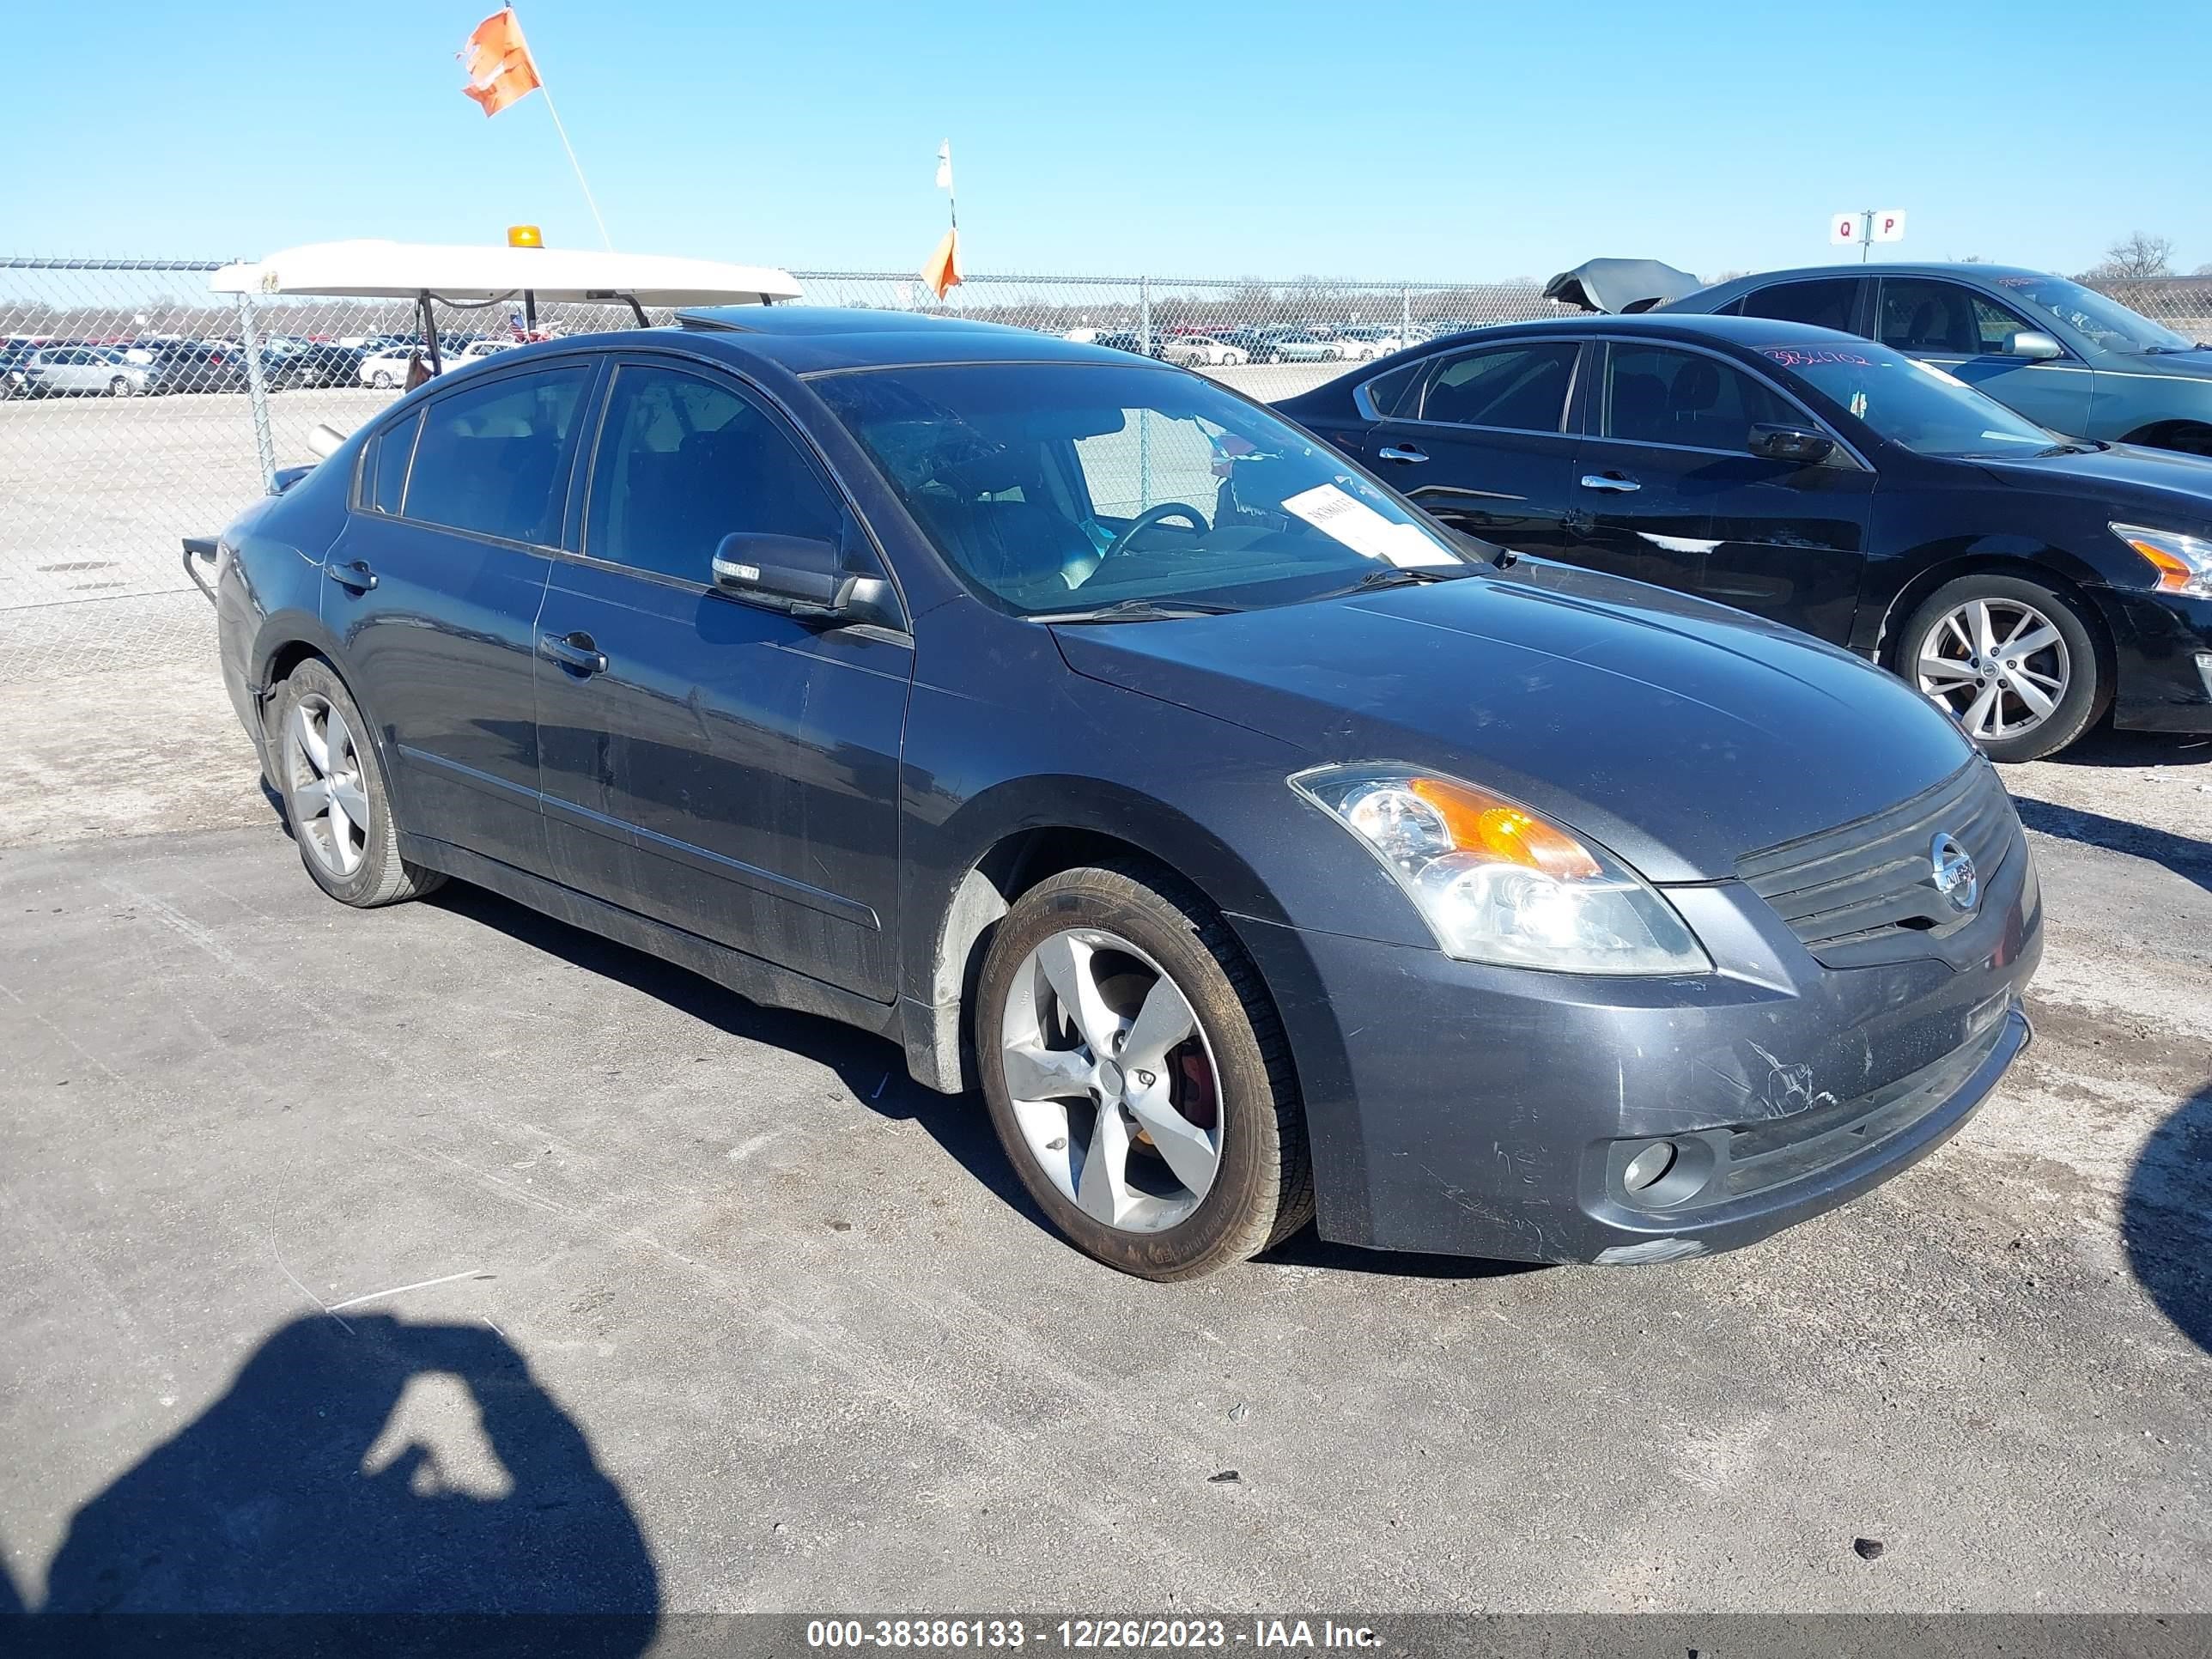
9,1,2209,282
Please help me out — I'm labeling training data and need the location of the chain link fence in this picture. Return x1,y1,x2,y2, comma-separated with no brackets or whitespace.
7,256,2212,684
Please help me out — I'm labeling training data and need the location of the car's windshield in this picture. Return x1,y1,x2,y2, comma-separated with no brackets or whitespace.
814,362,1476,617
1758,340,2059,459
1986,273,2196,355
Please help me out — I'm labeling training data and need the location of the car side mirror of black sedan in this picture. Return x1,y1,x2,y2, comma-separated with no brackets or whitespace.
2003,330,2063,362
1747,423,1836,465
711,532,899,629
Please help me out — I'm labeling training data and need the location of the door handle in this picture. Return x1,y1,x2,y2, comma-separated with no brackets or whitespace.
1579,473,1641,494
324,559,377,592
1376,446,1429,464
540,632,607,676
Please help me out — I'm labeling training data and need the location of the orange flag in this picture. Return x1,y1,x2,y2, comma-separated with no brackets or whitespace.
921,228,963,300
461,8,542,118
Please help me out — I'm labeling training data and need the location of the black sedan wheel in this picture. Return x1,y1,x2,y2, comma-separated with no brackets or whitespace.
975,863,1313,1279
1900,574,2106,762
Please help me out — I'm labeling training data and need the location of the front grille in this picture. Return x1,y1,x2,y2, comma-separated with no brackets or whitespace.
1735,759,2016,966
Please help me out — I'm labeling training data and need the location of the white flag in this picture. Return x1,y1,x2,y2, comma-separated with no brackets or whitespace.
935,141,953,191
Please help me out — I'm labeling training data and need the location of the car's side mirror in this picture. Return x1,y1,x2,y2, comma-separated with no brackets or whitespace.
710,531,899,629
1747,422,1836,465
2003,330,2063,362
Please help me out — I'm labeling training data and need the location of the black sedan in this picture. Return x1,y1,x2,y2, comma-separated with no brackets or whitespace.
1279,314,2212,761
147,343,254,396
270,343,372,391
200,309,2037,1279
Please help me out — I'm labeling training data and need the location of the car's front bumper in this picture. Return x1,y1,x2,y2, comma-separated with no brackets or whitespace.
2094,588,2212,732
1234,823,2042,1264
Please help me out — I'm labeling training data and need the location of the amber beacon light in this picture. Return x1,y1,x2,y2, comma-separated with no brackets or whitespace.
507,224,544,248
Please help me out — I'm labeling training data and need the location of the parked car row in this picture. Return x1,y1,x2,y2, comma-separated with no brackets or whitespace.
1073,322,1450,367
356,337,514,387
0,332,525,398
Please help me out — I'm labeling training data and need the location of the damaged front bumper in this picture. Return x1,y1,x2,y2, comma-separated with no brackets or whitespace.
1236,819,2043,1265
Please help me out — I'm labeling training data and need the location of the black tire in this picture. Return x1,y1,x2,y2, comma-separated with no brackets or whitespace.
108,375,131,398
268,659,445,908
975,862,1313,1280
1895,573,2107,763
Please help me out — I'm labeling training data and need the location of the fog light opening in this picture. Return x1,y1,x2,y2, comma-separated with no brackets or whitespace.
1621,1140,1679,1194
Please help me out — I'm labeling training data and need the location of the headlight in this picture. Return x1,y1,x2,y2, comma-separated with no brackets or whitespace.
2112,523,2212,598
1290,764,1709,975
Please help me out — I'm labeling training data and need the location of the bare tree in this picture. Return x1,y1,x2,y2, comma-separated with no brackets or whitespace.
2082,232,2175,281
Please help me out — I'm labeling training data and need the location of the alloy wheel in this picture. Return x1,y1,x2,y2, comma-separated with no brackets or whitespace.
1913,597,2070,744
999,928,1224,1233
284,694,370,878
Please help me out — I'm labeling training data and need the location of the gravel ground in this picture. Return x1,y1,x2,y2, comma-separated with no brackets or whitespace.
0,648,2207,1622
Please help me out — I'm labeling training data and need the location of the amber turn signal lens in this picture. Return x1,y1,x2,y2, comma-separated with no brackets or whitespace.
1409,777,1601,878
2119,533,2195,592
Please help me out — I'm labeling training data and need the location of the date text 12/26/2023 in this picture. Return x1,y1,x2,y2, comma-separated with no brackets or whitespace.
805,1618,1384,1650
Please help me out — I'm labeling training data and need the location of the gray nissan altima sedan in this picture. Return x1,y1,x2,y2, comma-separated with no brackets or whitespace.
201,307,2041,1279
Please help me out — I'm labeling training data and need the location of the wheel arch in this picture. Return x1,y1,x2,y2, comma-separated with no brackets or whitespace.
2117,418,2212,458
902,780,1294,1096
247,620,416,822
1872,550,2117,678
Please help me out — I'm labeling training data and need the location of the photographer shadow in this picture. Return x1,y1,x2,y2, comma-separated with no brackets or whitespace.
21,1313,658,1656
2124,1082,2212,1358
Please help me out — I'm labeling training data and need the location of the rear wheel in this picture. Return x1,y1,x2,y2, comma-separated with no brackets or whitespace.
270,660,445,908
976,863,1312,1280
1899,574,2106,762
371,369,396,389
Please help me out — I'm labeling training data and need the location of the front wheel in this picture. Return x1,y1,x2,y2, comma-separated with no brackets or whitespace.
370,369,396,389
1898,574,2106,763
976,863,1313,1280
109,375,133,398
270,659,445,907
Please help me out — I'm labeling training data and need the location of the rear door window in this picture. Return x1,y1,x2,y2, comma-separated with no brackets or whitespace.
1417,341,1578,431
1740,278,1862,333
402,366,591,545
1360,358,1428,417
363,412,419,514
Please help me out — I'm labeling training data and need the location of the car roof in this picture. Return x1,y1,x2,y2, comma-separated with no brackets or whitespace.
672,305,1149,374
1698,261,2050,289
1418,313,1874,349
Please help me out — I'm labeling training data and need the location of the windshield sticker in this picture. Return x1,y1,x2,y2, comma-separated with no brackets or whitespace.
1761,345,1873,368
1281,483,1457,568
1909,359,1969,389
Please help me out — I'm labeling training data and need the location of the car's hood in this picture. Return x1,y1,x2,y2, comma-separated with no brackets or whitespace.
1972,441,2212,531
2128,344,2212,380
1051,563,1976,883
